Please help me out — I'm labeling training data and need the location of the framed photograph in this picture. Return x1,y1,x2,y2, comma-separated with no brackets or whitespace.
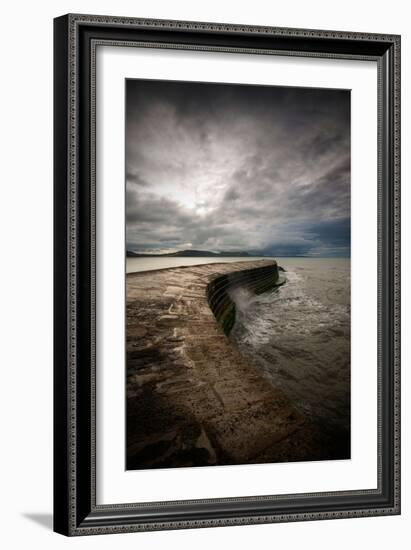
53,14,401,536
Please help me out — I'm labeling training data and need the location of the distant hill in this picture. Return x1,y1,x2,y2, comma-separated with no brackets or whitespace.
168,249,220,257
126,249,256,258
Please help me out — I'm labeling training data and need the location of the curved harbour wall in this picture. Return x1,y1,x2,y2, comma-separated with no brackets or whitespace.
207,262,282,334
126,260,299,470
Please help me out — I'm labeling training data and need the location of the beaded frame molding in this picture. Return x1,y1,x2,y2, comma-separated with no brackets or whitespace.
53,13,401,536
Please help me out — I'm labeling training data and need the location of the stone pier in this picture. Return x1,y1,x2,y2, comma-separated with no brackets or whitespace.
126,260,304,470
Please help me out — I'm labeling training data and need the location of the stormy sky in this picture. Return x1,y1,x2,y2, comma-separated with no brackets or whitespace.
126,79,350,257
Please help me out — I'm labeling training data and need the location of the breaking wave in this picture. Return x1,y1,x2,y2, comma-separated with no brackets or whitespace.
230,259,351,432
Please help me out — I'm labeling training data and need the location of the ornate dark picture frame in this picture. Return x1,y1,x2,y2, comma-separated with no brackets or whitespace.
53,14,401,536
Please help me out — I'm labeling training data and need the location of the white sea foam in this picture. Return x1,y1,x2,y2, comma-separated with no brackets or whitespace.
230,258,351,431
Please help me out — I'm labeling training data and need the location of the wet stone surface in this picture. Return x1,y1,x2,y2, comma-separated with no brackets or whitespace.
126,260,345,470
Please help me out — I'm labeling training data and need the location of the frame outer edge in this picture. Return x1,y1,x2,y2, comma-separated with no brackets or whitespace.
54,14,401,535
53,14,70,537
392,35,401,515
66,12,399,43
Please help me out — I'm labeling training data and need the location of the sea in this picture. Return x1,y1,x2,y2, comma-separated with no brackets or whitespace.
127,256,351,434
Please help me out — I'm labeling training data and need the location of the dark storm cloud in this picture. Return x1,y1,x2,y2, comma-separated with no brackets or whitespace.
126,169,150,187
126,79,350,256
263,218,350,257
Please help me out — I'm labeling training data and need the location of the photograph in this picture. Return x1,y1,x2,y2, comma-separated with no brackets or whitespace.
125,79,351,470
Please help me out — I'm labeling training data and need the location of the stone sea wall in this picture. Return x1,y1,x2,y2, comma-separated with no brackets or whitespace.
207,262,282,335
126,260,309,470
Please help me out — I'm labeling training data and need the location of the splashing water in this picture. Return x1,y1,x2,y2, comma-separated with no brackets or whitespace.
230,258,350,432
